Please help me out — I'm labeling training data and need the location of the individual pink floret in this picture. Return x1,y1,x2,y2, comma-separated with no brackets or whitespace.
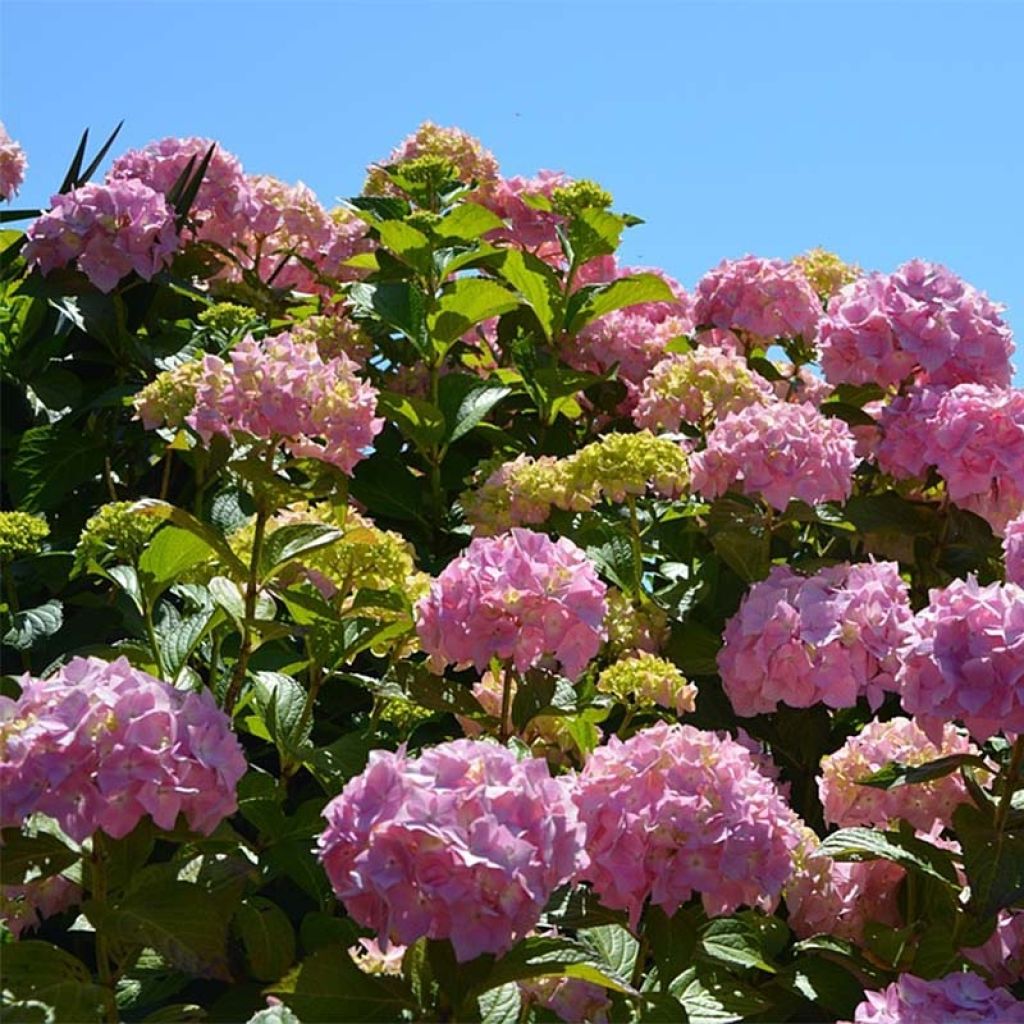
819,717,973,832
186,332,382,474
718,562,913,716
691,401,858,510
1006,512,1024,585
852,972,1024,1024
896,576,1024,744
416,529,607,680
0,121,27,200
107,135,259,248
24,181,180,293
317,740,584,962
693,255,824,344
573,721,802,928
0,656,246,843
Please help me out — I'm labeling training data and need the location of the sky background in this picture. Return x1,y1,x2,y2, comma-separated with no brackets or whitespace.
2,0,1021,378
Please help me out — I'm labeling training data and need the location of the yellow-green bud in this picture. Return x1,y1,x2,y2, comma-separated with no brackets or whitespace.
0,512,49,562
75,502,159,570
198,302,257,336
598,652,697,716
793,248,860,301
563,431,689,505
551,179,614,217
133,361,202,430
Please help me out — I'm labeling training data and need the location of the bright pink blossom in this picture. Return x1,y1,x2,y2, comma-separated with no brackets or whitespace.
107,136,258,248
879,384,1024,534
819,717,973,832
691,402,858,510
0,121,27,200
573,722,802,927
480,171,569,264
0,657,246,843
24,181,180,293
415,529,607,679
186,332,382,473
852,972,1024,1024
318,740,584,962
693,256,823,344
896,577,1024,744
1006,512,1024,585
718,562,913,716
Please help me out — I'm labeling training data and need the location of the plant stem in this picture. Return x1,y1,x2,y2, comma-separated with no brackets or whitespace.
90,834,120,1024
626,497,644,598
995,735,1024,834
142,595,167,681
498,661,514,744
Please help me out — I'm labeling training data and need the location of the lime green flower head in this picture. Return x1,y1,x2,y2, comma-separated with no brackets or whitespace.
133,361,202,431
793,248,860,301
75,502,159,571
604,589,670,658
550,179,614,217
198,302,257,336
598,652,697,716
462,455,571,535
0,512,49,563
564,431,689,506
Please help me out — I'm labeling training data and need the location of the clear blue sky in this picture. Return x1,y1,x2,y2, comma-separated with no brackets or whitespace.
2,1,1021,378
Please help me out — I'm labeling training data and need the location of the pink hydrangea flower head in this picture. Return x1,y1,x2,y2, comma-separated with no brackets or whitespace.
574,722,802,927
785,829,904,943
107,136,258,248
691,401,858,510
1006,512,1024,585
852,972,1024,1024
415,529,607,679
718,562,913,716
896,576,1024,743
819,717,973,832
693,255,824,345
633,347,774,432
186,332,383,474
481,170,570,265
878,384,1024,534
364,122,500,195
964,911,1024,987
0,121,28,200
24,181,180,293
317,739,584,962
0,657,246,843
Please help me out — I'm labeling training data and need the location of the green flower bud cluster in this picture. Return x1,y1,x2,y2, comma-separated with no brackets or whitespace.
133,361,202,430
379,698,435,732
198,302,257,336
0,512,49,563
793,248,860,301
604,589,670,658
550,179,613,217
597,652,697,716
75,502,159,571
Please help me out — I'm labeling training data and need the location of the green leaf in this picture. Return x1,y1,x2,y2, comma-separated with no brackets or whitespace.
430,277,519,346
568,272,675,333
567,208,628,267
376,391,447,453
303,732,376,792
375,220,432,273
821,400,878,428
8,423,106,513
699,917,777,973
252,671,312,760
131,500,247,577
954,802,1024,917
0,828,78,885
436,202,505,240
3,599,62,651
845,493,937,536
775,955,864,1018
265,946,414,1023
859,754,990,790
665,621,723,676
0,941,107,1023
645,904,700,990
709,527,771,583
638,994,690,1022
85,879,233,980
819,826,960,888
260,522,343,581
350,455,427,524
437,375,511,444
138,527,212,590
670,965,772,1023
494,249,561,338
580,924,640,981
477,982,522,1024
234,896,297,982
347,281,429,354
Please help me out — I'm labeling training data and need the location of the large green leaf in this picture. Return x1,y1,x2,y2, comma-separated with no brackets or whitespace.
437,374,512,444
819,826,960,888
436,202,504,241
859,754,989,790
131,500,247,577
494,249,562,338
430,277,519,345
698,916,778,974
265,946,415,1023
0,828,78,885
8,423,106,512
0,941,107,1023
774,955,864,1019
566,208,629,267
138,527,213,591
670,964,773,1023
580,924,640,981
375,220,432,273
252,671,312,760
234,896,297,982
567,272,675,333
346,281,429,354
259,522,343,581
376,391,447,453
954,802,1024,917
3,598,63,651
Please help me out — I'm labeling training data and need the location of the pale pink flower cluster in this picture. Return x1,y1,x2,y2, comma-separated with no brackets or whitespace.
633,347,774,431
520,976,610,1024
852,972,1024,1024
186,332,382,474
317,740,584,962
365,122,501,193
108,136,258,248
238,176,371,292
693,256,823,344
878,384,1024,534
481,170,569,264
0,121,27,200
24,181,180,293
0,657,246,843
691,402,858,510
1,875,81,940
897,577,1024,743
718,562,913,716
821,261,1014,390
415,529,607,680
964,912,1024,987
819,717,973,832
785,831,904,944
1006,512,1024,585
573,722,802,927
